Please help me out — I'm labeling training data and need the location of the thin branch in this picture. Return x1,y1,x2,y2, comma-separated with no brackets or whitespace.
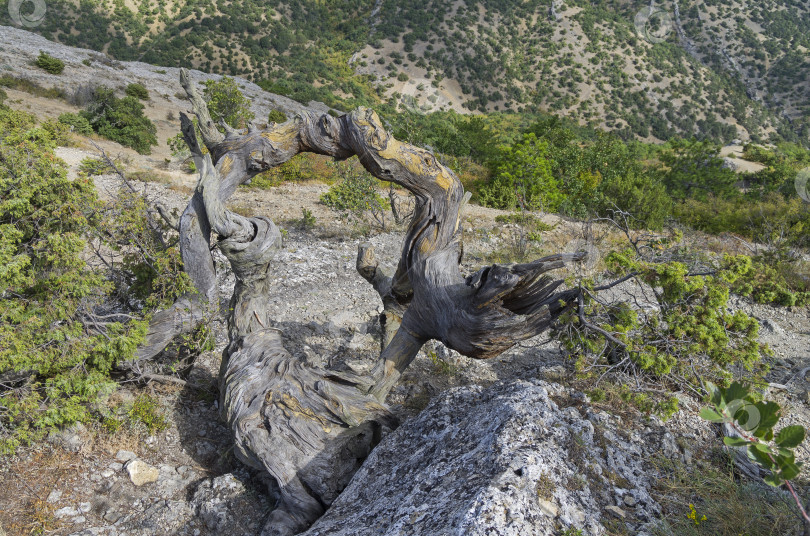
577,291,627,348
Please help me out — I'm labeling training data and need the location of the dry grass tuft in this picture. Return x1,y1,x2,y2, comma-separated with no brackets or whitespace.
651,454,803,536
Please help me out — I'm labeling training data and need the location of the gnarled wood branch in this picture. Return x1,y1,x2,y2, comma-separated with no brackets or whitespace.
161,75,584,535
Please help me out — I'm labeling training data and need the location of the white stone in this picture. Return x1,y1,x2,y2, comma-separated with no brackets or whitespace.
126,460,159,486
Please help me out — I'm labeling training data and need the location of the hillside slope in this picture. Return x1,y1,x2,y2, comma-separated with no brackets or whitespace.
1,0,807,145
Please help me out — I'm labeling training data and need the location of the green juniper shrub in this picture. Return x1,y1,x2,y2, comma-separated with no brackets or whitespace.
0,107,144,453
298,207,316,230
34,51,64,75
58,112,94,135
80,87,157,154
267,109,287,123
728,253,810,307
125,82,149,100
478,133,563,212
556,237,772,418
202,76,254,129
78,156,111,176
320,161,389,229
0,108,189,453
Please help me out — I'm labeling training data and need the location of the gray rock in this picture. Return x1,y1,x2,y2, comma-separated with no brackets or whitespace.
605,505,626,519
55,506,80,518
721,157,739,171
48,423,85,452
47,490,62,503
131,500,194,534
761,318,784,334
191,473,248,531
155,464,197,498
301,380,662,536
115,450,137,463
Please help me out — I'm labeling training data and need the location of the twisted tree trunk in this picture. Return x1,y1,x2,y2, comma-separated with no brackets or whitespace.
150,69,584,535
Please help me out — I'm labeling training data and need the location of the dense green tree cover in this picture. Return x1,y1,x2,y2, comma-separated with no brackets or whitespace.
474,115,671,229
5,0,805,146
80,87,157,154
478,134,562,212
656,138,739,201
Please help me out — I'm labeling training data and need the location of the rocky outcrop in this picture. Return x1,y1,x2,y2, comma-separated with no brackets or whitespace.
301,380,670,536
0,25,336,119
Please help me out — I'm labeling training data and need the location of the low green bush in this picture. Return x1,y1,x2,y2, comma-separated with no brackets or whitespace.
58,112,93,135
80,87,157,154
557,240,772,418
0,75,66,100
268,109,287,123
320,162,389,228
674,193,810,251
34,51,64,75
125,82,149,100
729,254,810,307
128,393,168,433
78,157,111,176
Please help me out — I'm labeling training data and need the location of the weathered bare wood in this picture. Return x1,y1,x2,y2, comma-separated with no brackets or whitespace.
179,67,224,152
181,117,396,536
165,76,584,534
355,243,408,352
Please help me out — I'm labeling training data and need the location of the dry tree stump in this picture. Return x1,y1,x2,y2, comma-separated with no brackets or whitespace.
137,69,584,535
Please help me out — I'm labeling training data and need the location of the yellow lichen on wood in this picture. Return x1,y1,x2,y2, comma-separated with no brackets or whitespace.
260,120,299,144
218,154,234,177
278,392,333,432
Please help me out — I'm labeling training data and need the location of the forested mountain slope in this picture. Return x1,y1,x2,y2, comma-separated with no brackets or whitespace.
1,0,808,144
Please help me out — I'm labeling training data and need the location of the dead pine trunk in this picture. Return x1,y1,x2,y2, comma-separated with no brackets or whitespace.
156,69,584,535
